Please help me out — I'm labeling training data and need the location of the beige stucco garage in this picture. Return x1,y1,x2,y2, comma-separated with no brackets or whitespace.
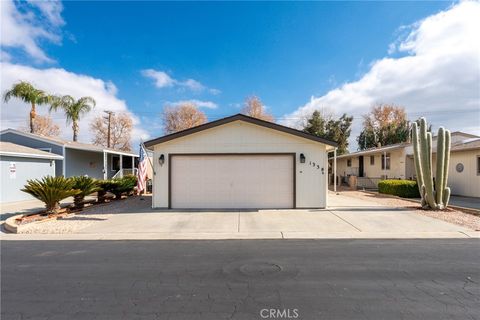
144,114,337,209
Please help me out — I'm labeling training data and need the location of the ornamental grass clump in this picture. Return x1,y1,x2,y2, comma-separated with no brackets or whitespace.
21,176,79,215
71,176,100,209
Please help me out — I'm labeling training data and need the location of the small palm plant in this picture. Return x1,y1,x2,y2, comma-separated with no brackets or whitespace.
21,176,80,215
111,175,137,199
50,95,96,141
71,176,100,209
97,180,117,203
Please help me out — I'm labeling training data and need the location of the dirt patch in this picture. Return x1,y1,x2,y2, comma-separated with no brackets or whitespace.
337,190,480,231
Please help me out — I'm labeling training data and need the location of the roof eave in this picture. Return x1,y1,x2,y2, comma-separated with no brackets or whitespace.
0,151,64,160
144,114,338,148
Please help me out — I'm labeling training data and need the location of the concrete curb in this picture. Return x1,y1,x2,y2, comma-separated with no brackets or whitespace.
4,213,72,233
1,230,478,241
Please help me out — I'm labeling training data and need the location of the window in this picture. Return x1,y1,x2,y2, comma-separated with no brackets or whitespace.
381,153,391,170
370,155,375,165
111,155,120,171
477,156,480,175
347,159,352,167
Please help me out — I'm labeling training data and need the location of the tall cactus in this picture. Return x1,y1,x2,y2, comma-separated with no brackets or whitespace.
412,117,451,210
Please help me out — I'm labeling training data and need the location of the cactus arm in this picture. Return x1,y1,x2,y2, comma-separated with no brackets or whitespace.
443,187,451,207
411,122,424,196
435,127,445,208
421,185,428,209
419,118,437,209
427,131,432,179
442,130,451,207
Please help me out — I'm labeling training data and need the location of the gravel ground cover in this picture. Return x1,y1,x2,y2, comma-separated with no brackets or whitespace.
341,190,480,231
17,195,152,234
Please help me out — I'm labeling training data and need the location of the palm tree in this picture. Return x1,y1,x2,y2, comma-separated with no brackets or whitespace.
3,81,52,133
51,95,96,141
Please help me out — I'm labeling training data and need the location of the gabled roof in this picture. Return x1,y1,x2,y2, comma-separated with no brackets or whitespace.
336,133,480,159
450,131,480,139
335,142,410,159
0,128,137,157
449,138,480,153
144,114,338,148
0,142,64,160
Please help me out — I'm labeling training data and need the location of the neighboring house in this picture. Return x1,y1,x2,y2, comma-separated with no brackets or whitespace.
0,129,138,180
0,142,63,203
144,114,337,209
334,132,479,197
428,138,480,198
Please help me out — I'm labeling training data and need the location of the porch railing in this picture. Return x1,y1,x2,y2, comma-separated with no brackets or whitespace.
356,177,383,189
111,168,138,179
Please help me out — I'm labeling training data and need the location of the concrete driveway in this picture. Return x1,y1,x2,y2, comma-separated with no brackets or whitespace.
15,192,468,240
2,192,476,240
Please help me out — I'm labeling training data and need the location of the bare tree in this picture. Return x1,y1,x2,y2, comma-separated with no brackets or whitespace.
242,96,274,122
357,103,410,150
20,115,60,137
162,103,207,134
90,112,133,151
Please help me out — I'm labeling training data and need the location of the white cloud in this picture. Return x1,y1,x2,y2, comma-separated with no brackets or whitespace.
0,0,63,63
141,69,175,88
182,78,205,92
280,1,480,150
26,0,65,27
0,62,150,145
142,68,219,94
0,50,12,62
209,88,222,95
169,99,218,109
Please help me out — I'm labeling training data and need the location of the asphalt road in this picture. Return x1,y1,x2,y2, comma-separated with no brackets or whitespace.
1,240,479,320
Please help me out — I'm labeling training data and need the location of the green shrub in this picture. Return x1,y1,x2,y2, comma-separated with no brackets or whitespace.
21,176,80,214
71,176,100,209
378,179,420,198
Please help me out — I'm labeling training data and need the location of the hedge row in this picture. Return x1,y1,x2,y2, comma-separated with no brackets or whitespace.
378,179,420,198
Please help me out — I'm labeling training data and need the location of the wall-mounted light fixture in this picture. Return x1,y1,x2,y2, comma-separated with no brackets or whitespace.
159,154,165,166
299,153,306,163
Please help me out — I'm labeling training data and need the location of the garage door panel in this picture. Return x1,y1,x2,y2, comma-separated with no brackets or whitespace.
171,155,294,209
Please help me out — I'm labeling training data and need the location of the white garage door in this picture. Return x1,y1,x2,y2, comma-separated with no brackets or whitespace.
170,154,294,209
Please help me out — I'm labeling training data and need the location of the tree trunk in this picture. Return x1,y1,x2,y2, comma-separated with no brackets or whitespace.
97,190,107,203
73,195,85,209
30,102,36,133
72,121,79,141
45,202,61,215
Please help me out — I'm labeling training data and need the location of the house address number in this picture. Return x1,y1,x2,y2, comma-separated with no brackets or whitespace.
309,161,321,170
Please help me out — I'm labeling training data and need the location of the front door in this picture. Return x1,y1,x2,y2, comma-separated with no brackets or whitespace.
358,156,364,177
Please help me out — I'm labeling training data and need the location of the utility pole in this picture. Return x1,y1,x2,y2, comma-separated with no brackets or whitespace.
104,110,115,148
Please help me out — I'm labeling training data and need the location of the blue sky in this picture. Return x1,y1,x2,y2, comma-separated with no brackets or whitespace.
55,1,446,118
1,1,479,150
